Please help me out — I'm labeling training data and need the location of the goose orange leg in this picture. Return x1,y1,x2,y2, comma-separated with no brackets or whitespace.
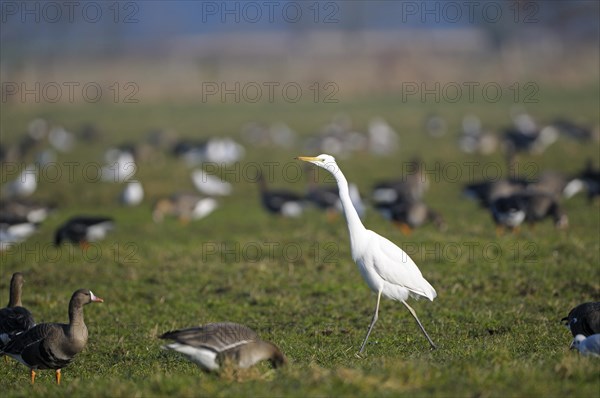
30,369,36,385
55,369,61,385
394,222,412,236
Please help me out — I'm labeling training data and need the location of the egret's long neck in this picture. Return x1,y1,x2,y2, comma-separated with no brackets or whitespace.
329,164,365,245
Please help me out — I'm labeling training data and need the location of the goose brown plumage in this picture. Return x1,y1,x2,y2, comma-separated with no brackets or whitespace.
160,322,286,371
0,273,35,351
0,289,103,384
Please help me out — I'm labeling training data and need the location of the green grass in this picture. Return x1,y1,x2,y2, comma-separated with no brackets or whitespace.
1,86,599,397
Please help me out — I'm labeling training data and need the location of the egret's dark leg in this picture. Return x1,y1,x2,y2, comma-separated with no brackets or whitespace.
359,290,382,354
401,300,437,349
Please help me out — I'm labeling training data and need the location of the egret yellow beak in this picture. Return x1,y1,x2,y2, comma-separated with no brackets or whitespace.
295,156,320,162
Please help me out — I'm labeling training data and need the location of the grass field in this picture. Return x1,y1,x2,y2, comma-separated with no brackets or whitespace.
1,86,599,397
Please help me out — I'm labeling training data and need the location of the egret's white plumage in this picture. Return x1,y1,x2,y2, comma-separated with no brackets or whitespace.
297,154,437,353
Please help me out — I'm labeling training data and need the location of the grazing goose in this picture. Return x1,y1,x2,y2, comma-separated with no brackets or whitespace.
490,194,526,233
0,289,103,384
1,273,35,351
152,193,218,223
258,174,304,217
570,334,600,357
372,158,428,207
457,114,498,155
491,191,568,233
376,200,446,235
463,178,528,208
54,216,114,247
562,302,600,337
0,215,38,251
160,322,286,371
0,199,54,223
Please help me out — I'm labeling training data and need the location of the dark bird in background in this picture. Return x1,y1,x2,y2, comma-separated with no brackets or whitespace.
257,172,304,217
375,200,446,235
372,157,428,207
160,322,287,371
562,302,600,337
491,190,567,234
1,273,35,352
54,216,114,248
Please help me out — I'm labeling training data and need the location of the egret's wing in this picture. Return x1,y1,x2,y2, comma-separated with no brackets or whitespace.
368,230,436,300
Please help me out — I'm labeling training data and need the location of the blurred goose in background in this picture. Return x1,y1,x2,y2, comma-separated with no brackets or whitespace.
368,116,399,156
304,167,365,220
0,215,38,251
160,322,286,371
570,334,600,357
120,180,144,206
372,158,428,207
491,190,568,233
463,178,528,209
529,170,584,199
1,273,35,352
463,153,532,208
173,137,244,166
101,148,136,182
241,122,297,149
0,199,54,223
550,118,596,142
48,126,75,153
2,165,37,199
573,160,600,203
54,216,114,247
304,113,367,158
0,289,103,384
258,173,304,218
503,110,558,155
424,113,447,138
191,169,232,196
458,114,498,155
376,200,446,235
152,193,218,223
562,302,600,337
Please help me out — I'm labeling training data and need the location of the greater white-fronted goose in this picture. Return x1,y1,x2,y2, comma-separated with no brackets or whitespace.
0,273,35,351
258,173,304,217
562,302,600,337
152,193,218,223
0,289,103,384
570,334,600,357
160,322,286,371
54,216,114,248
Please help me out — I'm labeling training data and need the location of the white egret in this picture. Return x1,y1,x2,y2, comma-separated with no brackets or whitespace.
297,154,437,353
